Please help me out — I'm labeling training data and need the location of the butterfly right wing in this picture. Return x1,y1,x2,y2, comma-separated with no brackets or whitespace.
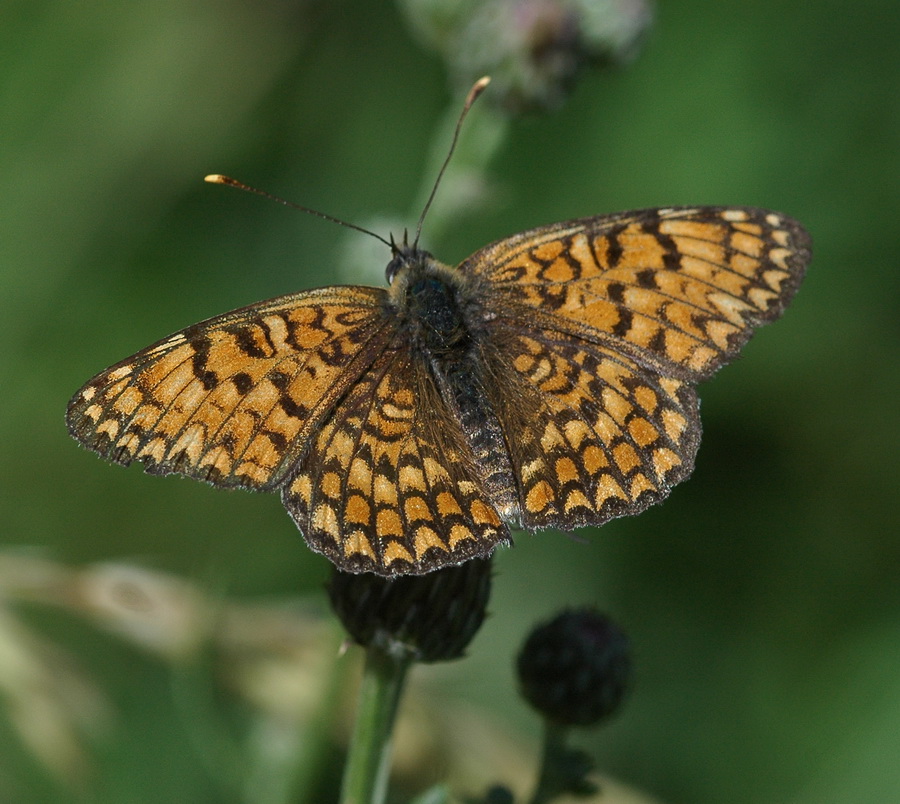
461,207,810,382
66,286,393,492
456,207,810,533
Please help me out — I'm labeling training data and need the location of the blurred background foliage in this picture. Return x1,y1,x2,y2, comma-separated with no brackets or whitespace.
1,0,898,801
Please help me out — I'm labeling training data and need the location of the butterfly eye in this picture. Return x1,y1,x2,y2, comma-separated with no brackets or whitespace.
385,254,404,284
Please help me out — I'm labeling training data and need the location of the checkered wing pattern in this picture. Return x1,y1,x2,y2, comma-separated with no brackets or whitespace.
463,207,810,528
66,287,390,491
481,328,698,529
282,344,509,574
464,207,810,381
68,204,810,576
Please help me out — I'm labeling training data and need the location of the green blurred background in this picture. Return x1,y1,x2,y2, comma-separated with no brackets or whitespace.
2,0,898,801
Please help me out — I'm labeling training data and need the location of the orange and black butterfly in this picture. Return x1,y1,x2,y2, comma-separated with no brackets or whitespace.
67,201,810,576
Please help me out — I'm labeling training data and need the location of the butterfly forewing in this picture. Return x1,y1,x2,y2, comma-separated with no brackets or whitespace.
67,287,391,491
462,207,811,381
283,342,509,575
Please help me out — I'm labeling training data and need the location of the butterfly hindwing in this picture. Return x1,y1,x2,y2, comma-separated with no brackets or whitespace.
283,342,509,575
482,326,699,530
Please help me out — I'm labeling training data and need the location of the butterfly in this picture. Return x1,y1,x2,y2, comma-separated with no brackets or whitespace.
67,203,810,576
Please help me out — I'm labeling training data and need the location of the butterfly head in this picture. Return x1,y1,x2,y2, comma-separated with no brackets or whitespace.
385,232,435,285
384,241,482,358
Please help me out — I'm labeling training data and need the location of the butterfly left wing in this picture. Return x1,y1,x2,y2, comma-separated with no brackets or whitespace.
283,340,510,575
66,286,392,491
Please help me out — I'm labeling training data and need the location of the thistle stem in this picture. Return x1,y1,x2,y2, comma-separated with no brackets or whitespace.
529,720,572,804
339,646,412,804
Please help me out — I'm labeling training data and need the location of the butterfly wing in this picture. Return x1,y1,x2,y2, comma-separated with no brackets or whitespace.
478,325,699,530
460,207,810,530
68,206,810,570
462,206,811,380
66,286,393,491
283,341,509,575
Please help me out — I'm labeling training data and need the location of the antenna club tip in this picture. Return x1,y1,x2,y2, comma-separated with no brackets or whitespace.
467,76,491,105
204,174,227,184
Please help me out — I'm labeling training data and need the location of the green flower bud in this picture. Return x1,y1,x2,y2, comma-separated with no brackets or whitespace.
328,558,492,663
516,608,631,726
399,0,654,113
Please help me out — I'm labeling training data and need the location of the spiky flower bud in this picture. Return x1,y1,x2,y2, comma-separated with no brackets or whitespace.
327,559,492,663
516,608,631,726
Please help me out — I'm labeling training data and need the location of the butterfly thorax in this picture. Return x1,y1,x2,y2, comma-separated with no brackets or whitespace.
386,246,482,356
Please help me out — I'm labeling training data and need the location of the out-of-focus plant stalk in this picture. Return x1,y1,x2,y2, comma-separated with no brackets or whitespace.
340,646,412,804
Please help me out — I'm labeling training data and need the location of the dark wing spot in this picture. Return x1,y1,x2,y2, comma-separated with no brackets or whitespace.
635,269,657,289
232,372,253,394
269,371,290,391
605,228,624,268
280,395,308,419
612,307,633,338
607,282,626,304
190,337,218,391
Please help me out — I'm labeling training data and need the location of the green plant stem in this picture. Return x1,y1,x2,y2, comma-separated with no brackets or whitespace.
340,645,412,804
529,720,572,804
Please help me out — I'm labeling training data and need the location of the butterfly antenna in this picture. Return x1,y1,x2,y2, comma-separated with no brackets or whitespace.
204,174,393,248
413,75,491,249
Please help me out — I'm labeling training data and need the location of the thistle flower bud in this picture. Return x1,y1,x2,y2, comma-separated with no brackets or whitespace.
327,559,492,663
516,608,631,726
400,0,654,113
